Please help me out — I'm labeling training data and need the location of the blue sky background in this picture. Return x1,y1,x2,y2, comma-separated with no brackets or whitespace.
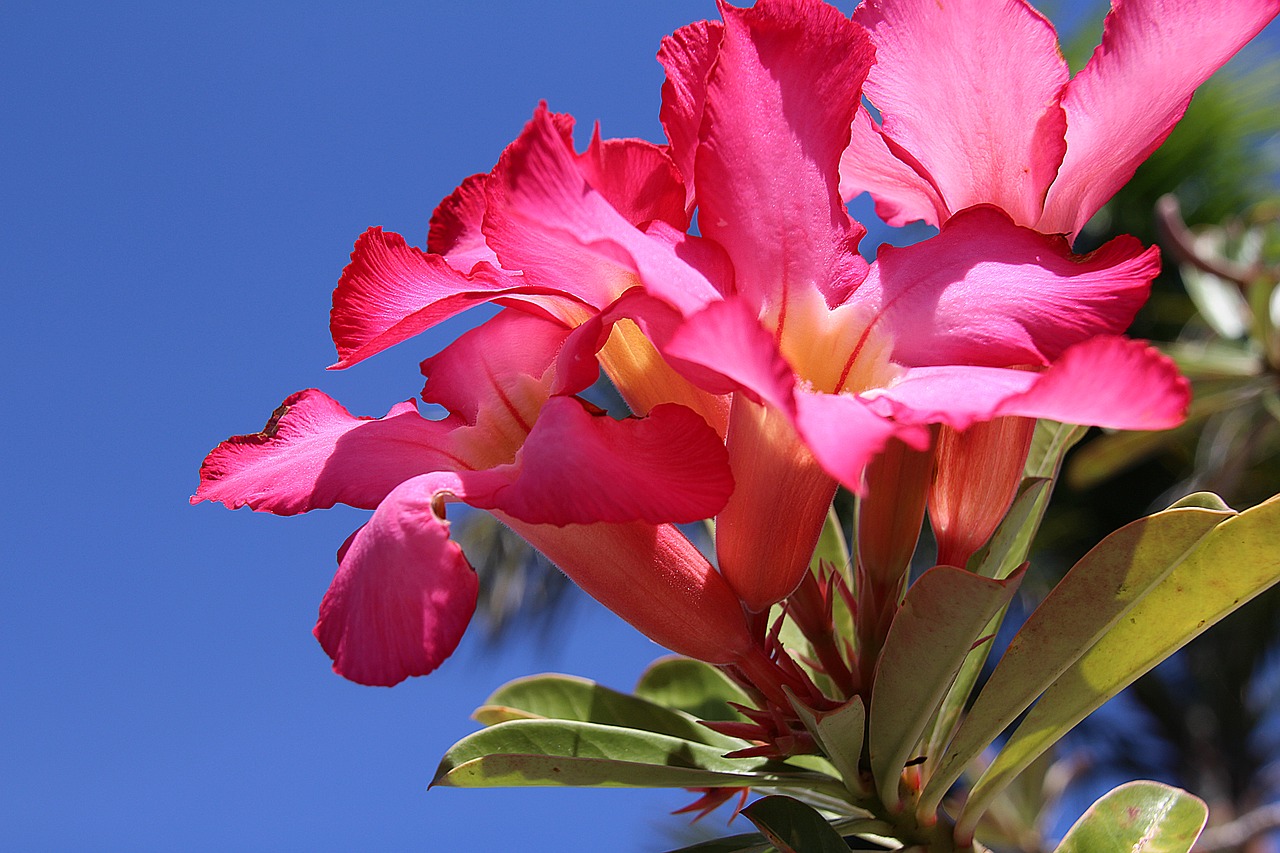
3,2,1276,851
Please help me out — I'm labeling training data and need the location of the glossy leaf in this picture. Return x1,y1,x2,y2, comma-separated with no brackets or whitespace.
959,495,1280,836
924,503,1234,813
1025,419,1087,479
920,480,1052,781
1053,781,1207,853
869,565,1024,811
634,656,752,722
433,718,786,789
473,673,742,748
663,817,892,853
742,796,854,853
789,694,868,796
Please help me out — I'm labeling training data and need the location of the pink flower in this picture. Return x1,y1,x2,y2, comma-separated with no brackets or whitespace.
840,0,1280,238
194,310,751,686
543,0,1190,609
312,0,1192,614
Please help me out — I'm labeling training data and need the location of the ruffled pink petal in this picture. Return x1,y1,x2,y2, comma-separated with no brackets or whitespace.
192,389,459,515
329,227,576,369
657,19,724,211
854,0,1069,227
663,297,798,413
1041,0,1280,237
994,336,1190,429
695,0,873,314
547,288,731,436
315,473,479,687
574,127,689,230
861,206,1159,368
420,309,570,426
839,106,948,227
793,390,929,493
474,397,734,525
867,337,1190,431
426,173,503,274
483,105,719,317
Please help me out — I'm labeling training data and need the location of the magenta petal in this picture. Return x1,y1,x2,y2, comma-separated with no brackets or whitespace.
329,227,574,369
663,297,797,414
574,129,689,230
695,0,873,313
192,389,458,514
315,473,479,687
854,0,1069,226
1041,0,1280,236
863,206,1159,368
658,19,724,210
483,106,719,316
426,173,503,273
839,106,947,227
994,336,1190,430
474,396,733,525
794,390,929,493
420,309,570,426
869,337,1190,431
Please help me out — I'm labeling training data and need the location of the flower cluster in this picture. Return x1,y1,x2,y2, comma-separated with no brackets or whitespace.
194,0,1271,739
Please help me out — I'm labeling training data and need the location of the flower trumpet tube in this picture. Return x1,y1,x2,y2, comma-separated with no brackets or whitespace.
194,310,740,685
929,416,1037,570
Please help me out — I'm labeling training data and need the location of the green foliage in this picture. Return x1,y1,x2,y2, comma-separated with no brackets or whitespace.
1053,781,1208,853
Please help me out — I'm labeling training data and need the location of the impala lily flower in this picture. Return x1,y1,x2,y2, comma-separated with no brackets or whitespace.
542,0,1190,611
270,0,1191,624
193,310,753,686
840,0,1280,239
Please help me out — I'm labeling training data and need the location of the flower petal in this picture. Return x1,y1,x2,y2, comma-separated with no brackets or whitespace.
420,309,569,426
1040,0,1280,236
839,106,948,227
426,173,502,273
475,397,734,525
868,337,1190,431
574,128,689,230
695,0,873,314
192,390,457,514
315,473,479,687
854,0,1069,226
483,105,719,317
658,19,724,210
793,390,929,493
329,226,573,369
861,206,1159,368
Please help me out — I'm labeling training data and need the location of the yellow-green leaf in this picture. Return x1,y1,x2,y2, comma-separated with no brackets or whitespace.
959,495,1280,835
1053,781,1207,853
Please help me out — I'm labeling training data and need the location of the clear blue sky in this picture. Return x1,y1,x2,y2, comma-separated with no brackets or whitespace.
4,2,1275,851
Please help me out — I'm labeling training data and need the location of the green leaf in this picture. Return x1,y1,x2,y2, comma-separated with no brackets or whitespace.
635,657,752,722
433,718,779,789
473,673,742,749
662,817,893,853
1053,781,1207,853
742,796,853,853
921,479,1054,776
923,504,1234,814
958,495,1280,836
1025,420,1087,480
789,694,867,796
1166,491,1234,512
663,831,774,853
869,565,1024,811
